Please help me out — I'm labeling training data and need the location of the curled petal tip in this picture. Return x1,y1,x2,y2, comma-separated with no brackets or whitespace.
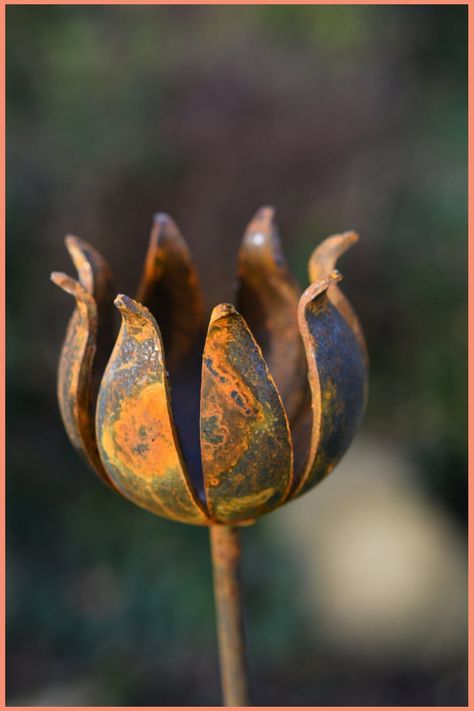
302,269,343,304
50,271,89,301
337,230,359,245
308,233,367,361
64,233,113,296
309,230,359,283
50,270,68,287
316,230,359,252
209,303,238,325
114,292,134,311
114,294,152,324
65,233,97,267
65,233,86,251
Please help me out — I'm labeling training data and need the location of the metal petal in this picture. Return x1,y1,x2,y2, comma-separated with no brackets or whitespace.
291,271,367,497
64,234,116,394
136,215,206,497
200,303,293,524
308,231,367,361
65,234,113,310
237,207,306,422
50,272,114,487
135,213,206,372
96,294,210,525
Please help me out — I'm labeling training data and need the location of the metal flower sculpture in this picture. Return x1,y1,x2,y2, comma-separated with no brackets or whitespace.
51,206,368,705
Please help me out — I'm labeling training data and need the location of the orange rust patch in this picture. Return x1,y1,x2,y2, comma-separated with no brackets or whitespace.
103,382,178,480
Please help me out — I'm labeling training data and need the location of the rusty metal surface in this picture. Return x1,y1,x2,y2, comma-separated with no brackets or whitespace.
292,271,367,497
200,303,292,523
95,295,210,525
210,525,250,706
51,207,368,526
136,213,206,503
309,231,368,362
65,235,116,386
51,236,115,488
237,206,306,422
136,213,206,373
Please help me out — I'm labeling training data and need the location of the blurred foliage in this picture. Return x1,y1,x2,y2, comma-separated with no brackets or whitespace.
7,5,466,705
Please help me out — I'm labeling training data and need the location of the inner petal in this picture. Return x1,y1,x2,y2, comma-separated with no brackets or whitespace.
237,206,307,423
135,213,206,501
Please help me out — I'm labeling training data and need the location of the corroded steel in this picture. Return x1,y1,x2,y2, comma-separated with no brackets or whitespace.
200,303,292,523
292,271,366,497
309,231,368,362
51,236,115,488
51,207,368,525
237,206,306,422
96,295,209,525
136,213,206,373
210,525,249,706
65,235,116,388
136,213,206,502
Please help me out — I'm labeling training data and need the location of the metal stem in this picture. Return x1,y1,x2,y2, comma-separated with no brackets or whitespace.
210,525,250,706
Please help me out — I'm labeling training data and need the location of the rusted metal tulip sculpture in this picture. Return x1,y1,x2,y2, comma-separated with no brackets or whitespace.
51,207,368,706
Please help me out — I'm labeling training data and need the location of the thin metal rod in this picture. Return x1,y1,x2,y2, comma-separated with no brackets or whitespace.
210,525,250,706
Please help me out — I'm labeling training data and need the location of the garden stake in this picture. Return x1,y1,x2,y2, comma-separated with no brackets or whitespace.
51,206,368,706
210,525,249,706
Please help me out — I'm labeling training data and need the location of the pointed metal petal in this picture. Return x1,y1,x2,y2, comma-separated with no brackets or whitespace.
237,207,307,422
65,234,116,387
200,303,293,523
291,271,367,497
135,214,206,500
65,234,113,306
135,213,206,372
51,235,115,485
50,272,114,487
96,295,210,525
308,232,367,360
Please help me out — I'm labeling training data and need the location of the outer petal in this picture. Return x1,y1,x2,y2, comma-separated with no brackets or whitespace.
96,295,210,525
200,303,293,524
50,272,114,487
291,271,367,497
308,231,367,361
237,207,306,422
65,235,116,381
135,213,206,372
51,236,115,486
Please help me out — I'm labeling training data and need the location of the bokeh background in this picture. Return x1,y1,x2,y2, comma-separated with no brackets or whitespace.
7,5,467,706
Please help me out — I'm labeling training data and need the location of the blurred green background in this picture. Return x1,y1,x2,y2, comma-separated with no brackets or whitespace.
7,5,467,706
